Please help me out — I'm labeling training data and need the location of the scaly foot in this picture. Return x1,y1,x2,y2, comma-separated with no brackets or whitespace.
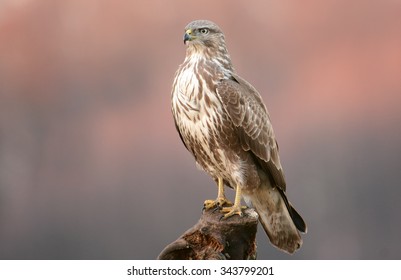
204,177,232,210
204,197,233,210
221,204,247,218
220,184,246,219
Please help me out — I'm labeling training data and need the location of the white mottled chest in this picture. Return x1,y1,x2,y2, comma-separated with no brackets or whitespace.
172,59,222,131
172,81,221,143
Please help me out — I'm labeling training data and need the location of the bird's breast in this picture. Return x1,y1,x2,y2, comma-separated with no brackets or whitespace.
172,62,222,123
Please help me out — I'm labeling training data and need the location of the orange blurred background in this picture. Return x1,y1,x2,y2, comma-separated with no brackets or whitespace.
1,0,400,259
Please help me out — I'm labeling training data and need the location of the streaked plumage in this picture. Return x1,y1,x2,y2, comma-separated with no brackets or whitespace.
171,20,306,254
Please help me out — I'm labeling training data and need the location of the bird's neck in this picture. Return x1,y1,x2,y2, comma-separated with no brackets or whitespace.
185,43,234,74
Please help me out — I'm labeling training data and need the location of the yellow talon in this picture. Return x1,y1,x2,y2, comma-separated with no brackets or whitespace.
203,177,233,210
221,205,244,218
204,197,233,210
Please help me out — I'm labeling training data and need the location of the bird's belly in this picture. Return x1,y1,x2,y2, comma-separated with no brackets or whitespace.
178,108,246,186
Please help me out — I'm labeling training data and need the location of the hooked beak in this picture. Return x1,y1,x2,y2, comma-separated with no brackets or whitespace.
183,29,193,44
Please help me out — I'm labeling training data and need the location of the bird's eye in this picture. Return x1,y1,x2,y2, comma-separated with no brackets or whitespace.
199,28,209,34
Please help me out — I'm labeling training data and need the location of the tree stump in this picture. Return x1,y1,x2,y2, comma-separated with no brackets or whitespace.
158,208,259,260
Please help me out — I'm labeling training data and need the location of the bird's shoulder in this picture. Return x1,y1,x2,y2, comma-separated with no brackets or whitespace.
217,74,267,111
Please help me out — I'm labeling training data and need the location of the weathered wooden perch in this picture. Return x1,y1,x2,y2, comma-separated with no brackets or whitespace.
158,207,259,260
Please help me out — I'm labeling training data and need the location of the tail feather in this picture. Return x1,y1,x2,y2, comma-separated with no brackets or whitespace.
277,187,307,233
289,204,307,233
244,184,306,254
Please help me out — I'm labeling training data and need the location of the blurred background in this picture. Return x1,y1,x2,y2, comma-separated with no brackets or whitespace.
1,0,400,259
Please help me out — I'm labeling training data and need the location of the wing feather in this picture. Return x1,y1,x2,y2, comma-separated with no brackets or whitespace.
216,76,286,190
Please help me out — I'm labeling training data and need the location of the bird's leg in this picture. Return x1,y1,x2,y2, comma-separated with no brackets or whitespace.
221,185,246,218
204,177,233,210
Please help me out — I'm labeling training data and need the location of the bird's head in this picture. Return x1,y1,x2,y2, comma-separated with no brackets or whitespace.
183,20,226,50
182,20,233,71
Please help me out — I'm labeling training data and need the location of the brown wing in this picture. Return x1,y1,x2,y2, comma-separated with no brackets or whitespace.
216,75,286,190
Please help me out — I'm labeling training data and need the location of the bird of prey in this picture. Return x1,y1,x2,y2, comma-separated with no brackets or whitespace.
171,20,307,254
